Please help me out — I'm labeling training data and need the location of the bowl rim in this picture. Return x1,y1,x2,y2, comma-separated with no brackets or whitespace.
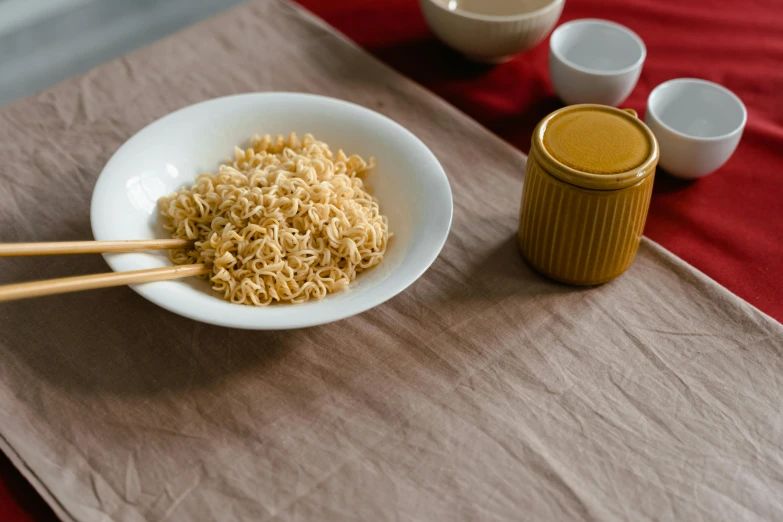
549,18,646,76
646,78,748,142
90,92,454,330
422,0,564,22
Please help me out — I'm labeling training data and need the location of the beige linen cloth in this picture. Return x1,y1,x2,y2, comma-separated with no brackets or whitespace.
0,1,781,521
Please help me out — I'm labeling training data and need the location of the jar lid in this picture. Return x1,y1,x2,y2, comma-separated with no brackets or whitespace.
532,104,659,190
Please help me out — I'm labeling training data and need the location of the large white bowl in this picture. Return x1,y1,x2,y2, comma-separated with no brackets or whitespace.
420,0,564,63
90,93,453,329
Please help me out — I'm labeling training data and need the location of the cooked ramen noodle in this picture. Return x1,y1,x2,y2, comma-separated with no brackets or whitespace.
158,133,389,306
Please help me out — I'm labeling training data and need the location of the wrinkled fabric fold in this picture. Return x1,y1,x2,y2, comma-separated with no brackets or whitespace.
0,1,781,521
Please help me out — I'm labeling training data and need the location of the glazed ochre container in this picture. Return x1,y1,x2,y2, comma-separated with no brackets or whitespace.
519,104,659,285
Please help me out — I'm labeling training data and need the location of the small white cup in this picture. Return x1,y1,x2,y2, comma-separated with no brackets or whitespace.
645,78,746,179
549,19,646,107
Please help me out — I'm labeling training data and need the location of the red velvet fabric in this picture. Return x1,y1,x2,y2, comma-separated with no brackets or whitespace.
3,0,781,519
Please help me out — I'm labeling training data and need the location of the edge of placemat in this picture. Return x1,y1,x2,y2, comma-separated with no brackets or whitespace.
641,237,783,328
0,433,76,522
285,0,527,162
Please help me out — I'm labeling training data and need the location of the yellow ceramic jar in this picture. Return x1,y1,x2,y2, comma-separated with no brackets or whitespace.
519,104,659,285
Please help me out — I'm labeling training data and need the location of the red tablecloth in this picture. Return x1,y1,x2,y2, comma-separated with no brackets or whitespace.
2,0,781,519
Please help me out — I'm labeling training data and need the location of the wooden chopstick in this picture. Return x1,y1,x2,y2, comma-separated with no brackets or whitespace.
0,239,194,257
0,264,211,302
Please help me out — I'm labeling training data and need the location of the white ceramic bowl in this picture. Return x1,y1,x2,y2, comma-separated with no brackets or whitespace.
420,0,564,63
91,93,453,329
549,19,645,106
644,78,746,179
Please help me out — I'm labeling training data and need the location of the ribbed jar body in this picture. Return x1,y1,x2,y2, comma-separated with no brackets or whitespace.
519,104,659,285
519,151,654,285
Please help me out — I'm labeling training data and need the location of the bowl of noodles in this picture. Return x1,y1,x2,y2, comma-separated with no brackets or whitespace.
91,93,452,329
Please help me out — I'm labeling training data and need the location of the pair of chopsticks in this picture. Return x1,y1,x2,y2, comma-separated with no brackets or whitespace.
0,239,210,302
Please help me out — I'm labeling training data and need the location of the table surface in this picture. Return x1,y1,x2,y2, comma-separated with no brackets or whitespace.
1,0,781,520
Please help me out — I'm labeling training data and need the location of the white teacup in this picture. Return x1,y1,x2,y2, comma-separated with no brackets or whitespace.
644,78,746,179
549,19,645,107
